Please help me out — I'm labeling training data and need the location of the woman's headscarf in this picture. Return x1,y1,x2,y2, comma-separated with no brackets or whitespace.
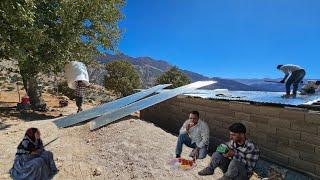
25,128,38,141
16,128,43,155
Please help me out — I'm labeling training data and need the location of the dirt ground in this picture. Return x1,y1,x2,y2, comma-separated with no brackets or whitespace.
0,92,259,180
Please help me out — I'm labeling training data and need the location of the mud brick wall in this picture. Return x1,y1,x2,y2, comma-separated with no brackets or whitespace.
140,96,320,178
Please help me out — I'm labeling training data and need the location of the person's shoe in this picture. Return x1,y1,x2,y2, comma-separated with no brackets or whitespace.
198,167,214,176
77,108,83,113
176,154,181,158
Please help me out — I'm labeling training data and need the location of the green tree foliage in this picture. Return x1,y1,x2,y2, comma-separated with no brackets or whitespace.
104,60,140,96
0,0,124,108
156,67,191,88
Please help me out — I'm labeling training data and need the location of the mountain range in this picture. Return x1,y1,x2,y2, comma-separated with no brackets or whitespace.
90,53,287,92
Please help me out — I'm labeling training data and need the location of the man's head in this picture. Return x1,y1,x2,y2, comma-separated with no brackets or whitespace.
228,123,246,144
277,64,283,70
189,111,200,124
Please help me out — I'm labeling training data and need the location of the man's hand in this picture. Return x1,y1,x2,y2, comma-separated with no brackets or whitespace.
186,122,194,132
192,147,200,160
279,80,285,83
223,149,234,158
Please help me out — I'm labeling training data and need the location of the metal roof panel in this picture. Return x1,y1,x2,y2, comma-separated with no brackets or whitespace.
184,90,320,106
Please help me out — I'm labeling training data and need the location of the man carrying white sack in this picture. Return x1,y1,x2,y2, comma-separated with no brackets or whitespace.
175,111,209,160
75,80,86,113
64,61,90,113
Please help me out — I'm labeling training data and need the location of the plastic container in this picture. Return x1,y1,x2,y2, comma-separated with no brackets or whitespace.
21,95,30,105
216,144,229,154
64,61,90,89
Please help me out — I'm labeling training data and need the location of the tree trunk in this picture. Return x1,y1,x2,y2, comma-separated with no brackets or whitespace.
21,74,47,111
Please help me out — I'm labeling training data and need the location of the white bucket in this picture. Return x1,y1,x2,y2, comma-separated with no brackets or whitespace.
64,61,90,89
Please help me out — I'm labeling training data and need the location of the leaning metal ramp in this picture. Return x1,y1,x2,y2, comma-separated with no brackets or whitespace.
54,84,171,128
90,81,215,130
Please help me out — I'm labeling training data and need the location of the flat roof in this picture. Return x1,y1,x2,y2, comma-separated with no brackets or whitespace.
182,90,320,108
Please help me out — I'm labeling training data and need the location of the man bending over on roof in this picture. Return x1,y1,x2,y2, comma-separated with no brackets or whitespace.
198,123,260,180
175,111,209,160
277,64,306,98
301,80,320,95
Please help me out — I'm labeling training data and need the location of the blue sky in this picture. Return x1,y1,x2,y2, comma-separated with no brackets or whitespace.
116,0,320,79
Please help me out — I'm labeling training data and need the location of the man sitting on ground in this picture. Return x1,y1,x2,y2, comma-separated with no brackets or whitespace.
198,123,260,180
175,111,209,160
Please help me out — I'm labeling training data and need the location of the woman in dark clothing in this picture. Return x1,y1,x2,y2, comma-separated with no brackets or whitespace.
10,128,58,180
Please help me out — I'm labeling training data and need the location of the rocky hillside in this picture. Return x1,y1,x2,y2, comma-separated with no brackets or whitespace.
95,54,171,87
95,54,257,90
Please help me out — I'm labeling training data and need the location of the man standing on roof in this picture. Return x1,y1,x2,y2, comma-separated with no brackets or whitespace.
175,111,209,161
277,64,306,98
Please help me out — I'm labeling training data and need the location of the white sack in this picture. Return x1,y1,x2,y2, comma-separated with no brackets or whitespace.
64,61,90,89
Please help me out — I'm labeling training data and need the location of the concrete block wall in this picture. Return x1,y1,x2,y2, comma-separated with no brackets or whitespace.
140,96,320,178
